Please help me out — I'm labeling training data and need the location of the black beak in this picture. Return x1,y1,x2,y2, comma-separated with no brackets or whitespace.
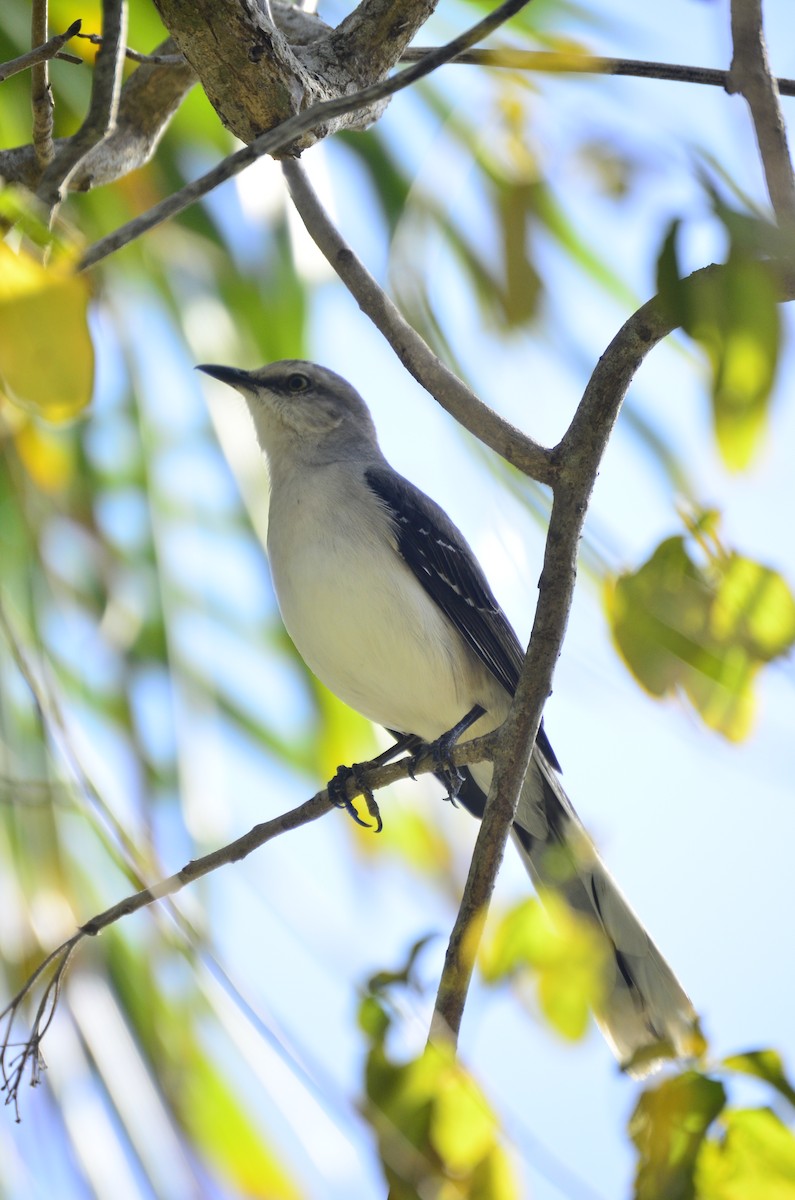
196,364,255,389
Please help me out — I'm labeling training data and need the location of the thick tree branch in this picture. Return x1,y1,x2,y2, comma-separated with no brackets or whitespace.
727,0,795,223
281,157,553,484
0,18,82,84
79,0,535,270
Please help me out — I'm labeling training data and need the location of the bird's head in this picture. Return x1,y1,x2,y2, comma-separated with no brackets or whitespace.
197,360,380,466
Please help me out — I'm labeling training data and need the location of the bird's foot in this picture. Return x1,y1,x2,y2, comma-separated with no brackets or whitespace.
409,704,486,804
328,762,383,833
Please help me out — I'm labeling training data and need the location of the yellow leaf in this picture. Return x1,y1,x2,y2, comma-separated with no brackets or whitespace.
696,1108,795,1200
14,421,75,492
0,242,94,421
480,895,608,1041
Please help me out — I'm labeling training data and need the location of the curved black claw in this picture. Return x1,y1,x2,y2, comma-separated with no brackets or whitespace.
410,704,486,804
328,763,383,833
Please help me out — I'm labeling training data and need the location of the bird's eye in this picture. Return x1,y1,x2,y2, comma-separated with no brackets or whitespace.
286,373,309,394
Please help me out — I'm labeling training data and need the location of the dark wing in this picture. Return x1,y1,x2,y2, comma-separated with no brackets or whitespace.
365,464,561,771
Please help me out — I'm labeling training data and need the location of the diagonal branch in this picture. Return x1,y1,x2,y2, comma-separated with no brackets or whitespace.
0,18,82,84
429,255,795,1043
727,0,795,223
0,731,498,1113
78,0,535,270
280,157,552,484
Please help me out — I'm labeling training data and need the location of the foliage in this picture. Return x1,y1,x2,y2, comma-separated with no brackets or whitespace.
1,0,794,1198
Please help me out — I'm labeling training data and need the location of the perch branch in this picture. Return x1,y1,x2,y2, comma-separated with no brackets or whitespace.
0,731,497,1113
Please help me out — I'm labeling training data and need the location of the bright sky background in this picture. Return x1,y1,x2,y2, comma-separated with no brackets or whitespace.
4,2,795,1199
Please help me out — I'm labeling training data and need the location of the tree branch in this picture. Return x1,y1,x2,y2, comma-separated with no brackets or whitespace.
281,157,553,484
727,0,795,223
0,18,82,85
0,39,196,192
401,46,795,97
37,0,128,213
0,731,498,1112
78,0,535,270
429,255,795,1044
30,0,55,169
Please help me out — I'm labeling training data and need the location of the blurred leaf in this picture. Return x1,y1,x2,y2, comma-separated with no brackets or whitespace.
629,1071,726,1200
359,949,518,1198
480,894,608,1040
695,1108,795,1200
496,180,542,324
0,242,94,420
723,1051,795,1110
364,1037,518,1200
181,1051,304,1200
13,420,75,492
655,222,780,470
605,533,795,740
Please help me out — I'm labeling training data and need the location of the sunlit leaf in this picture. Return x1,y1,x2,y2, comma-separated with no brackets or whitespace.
0,242,94,420
480,894,608,1040
695,1108,795,1200
655,223,780,470
605,533,795,740
13,420,75,492
723,1051,795,1110
364,1039,518,1200
629,1071,726,1200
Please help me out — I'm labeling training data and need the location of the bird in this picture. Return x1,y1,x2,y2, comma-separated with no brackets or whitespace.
197,358,701,1076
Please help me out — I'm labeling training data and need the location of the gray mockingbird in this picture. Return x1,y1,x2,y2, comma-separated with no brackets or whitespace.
198,358,701,1076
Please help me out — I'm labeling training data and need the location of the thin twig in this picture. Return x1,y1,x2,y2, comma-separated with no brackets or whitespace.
38,0,128,214
281,157,552,484
79,0,535,270
0,730,498,1110
76,32,184,66
0,18,82,84
30,1,55,168
727,0,795,223
401,46,795,98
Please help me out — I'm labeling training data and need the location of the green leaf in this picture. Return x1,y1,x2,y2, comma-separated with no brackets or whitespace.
364,1040,519,1200
723,1051,795,1110
696,1108,795,1200
0,242,94,420
629,1071,726,1200
653,221,780,470
605,533,795,740
480,895,608,1040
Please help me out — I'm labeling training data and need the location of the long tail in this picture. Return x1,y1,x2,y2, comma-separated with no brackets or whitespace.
457,753,702,1077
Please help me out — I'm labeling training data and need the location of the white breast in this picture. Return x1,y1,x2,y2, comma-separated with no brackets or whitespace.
266,464,498,739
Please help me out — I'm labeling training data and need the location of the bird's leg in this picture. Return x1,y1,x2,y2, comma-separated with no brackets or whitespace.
409,704,486,803
327,733,418,833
